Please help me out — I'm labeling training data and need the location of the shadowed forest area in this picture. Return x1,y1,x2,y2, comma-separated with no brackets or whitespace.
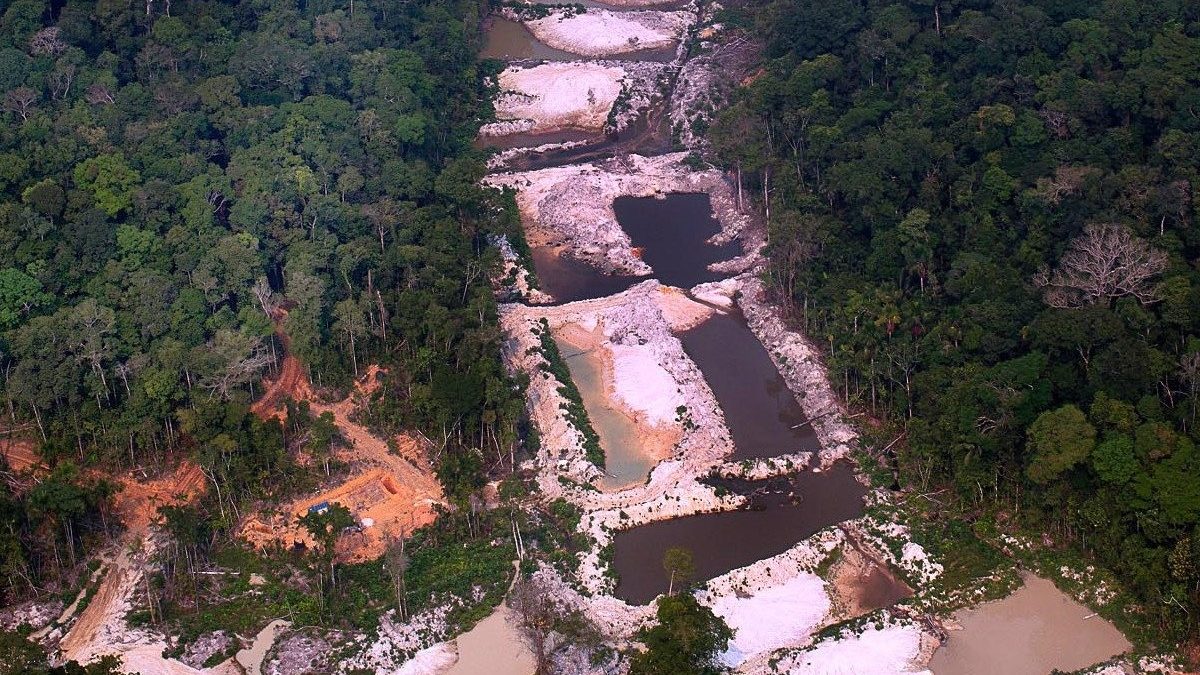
709,0,1200,647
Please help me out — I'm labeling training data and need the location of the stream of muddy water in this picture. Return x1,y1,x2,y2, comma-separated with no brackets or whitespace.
679,310,821,459
611,463,867,604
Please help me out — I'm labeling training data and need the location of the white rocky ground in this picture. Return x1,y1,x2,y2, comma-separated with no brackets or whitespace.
481,62,626,137
524,9,691,58
499,281,731,493
770,621,936,675
480,61,668,144
484,152,760,282
488,234,552,304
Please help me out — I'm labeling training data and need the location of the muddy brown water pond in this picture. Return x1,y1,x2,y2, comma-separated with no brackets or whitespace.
481,17,578,61
614,193,742,288
680,310,821,459
611,463,867,605
929,574,1131,675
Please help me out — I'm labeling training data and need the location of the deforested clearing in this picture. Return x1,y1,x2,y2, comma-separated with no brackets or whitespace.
525,10,690,57
482,63,625,136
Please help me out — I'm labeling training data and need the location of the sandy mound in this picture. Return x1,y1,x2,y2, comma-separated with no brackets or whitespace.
482,63,624,137
525,10,689,57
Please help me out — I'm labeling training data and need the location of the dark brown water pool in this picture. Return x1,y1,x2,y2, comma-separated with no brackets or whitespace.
530,247,644,304
611,463,867,604
679,311,820,459
613,193,742,289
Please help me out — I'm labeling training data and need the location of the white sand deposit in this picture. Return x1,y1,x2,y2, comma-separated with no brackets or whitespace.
397,644,458,675
499,281,731,494
773,623,933,675
525,10,690,57
609,342,684,425
481,63,624,137
713,573,830,667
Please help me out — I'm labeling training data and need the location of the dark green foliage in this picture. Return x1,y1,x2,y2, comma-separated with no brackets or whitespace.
629,594,733,675
535,319,605,469
0,0,529,609
713,0,1200,645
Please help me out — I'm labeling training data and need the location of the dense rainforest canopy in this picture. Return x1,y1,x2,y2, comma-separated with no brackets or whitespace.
712,0,1200,641
0,0,526,607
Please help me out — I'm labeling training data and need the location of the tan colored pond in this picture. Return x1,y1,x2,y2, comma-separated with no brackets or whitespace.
555,330,666,491
930,574,1131,675
447,605,534,675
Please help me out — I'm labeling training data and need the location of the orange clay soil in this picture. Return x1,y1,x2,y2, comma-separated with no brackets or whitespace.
112,460,207,534
58,460,208,666
0,433,43,473
247,345,444,562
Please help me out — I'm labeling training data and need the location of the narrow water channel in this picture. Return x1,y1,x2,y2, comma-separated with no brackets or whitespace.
679,310,820,459
611,463,867,604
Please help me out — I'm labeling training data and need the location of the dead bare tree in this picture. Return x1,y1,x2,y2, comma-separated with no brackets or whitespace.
251,277,279,318
509,576,558,674
383,534,409,620
3,87,38,121
509,574,601,675
1034,223,1168,308
28,27,67,56
198,330,273,399
1180,352,1200,430
1032,165,1099,205
85,83,116,105
48,63,76,102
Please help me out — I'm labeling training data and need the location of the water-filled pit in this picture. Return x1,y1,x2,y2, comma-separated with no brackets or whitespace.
929,573,1131,675
679,310,820,459
554,332,663,490
481,16,679,63
530,247,644,304
613,193,742,288
611,463,868,604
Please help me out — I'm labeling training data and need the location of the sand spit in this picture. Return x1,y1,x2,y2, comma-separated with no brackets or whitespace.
485,152,759,282
524,9,690,58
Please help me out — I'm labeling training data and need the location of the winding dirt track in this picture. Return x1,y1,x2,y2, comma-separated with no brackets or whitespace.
246,327,443,562
57,460,207,669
